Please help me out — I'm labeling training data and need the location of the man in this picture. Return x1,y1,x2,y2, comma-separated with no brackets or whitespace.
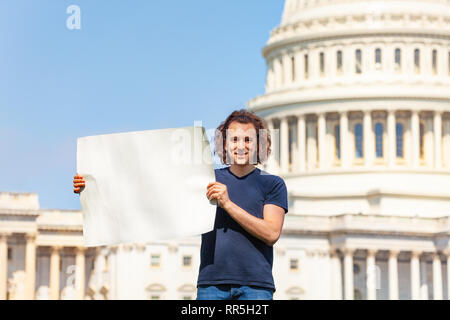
197,109,288,300
73,109,288,300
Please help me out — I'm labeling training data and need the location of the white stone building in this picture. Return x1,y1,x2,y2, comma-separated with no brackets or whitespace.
1,0,450,300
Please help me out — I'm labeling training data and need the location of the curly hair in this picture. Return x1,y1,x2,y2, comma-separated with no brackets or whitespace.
214,109,271,165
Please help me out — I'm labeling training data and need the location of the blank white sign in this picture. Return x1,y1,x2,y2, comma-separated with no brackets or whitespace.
77,126,217,247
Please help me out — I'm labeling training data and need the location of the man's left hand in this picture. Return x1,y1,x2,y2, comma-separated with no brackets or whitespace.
206,182,231,209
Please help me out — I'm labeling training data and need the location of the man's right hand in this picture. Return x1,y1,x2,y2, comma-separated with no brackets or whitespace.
73,174,85,194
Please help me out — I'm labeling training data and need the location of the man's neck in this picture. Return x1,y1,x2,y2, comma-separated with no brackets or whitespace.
229,164,256,178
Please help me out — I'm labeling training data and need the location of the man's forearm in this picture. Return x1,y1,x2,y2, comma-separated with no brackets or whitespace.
223,201,278,246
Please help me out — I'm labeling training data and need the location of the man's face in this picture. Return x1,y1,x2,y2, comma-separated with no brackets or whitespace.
225,121,258,165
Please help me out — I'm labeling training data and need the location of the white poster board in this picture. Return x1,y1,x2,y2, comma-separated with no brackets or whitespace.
77,126,217,247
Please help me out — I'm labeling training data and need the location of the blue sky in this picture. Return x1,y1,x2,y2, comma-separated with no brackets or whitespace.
0,1,284,210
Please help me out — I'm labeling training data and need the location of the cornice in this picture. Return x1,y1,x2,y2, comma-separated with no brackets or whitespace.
0,209,40,217
264,29,450,57
248,86,450,112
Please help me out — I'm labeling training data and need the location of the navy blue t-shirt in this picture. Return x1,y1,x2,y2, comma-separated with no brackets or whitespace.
197,166,288,292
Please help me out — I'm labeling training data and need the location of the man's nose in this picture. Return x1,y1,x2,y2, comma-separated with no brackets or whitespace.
238,140,248,150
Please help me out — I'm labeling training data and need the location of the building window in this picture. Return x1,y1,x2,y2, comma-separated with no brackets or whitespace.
354,123,363,159
289,258,299,271
414,49,420,74
151,295,160,300
355,49,362,74
419,122,425,159
291,56,296,82
151,254,161,267
396,123,404,158
289,122,294,166
337,50,343,75
375,123,384,158
395,48,401,72
448,51,450,76
304,54,309,79
335,124,341,160
280,58,284,84
375,48,382,70
432,49,438,75
315,124,319,164
182,255,192,267
104,255,109,272
319,52,325,76
183,296,192,300
7,248,12,261
353,263,361,275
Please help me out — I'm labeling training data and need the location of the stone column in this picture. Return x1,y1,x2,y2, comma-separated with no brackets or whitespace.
94,247,105,299
425,117,434,167
444,119,450,169
340,111,349,169
310,48,319,81
366,249,377,300
411,110,420,168
274,57,283,90
25,233,37,300
280,117,289,174
284,54,293,85
297,115,306,172
0,233,9,300
295,50,304,84
387,110,396,167
75,247,86,300
432,252,443,300
306,121,317,170
434,111,442,169
49,246,62,300
364,110,373,167
343,248,355,300
330,247,342,300
422,44,431,75
388,250,400,300
266,119,276,173
266,60,274,92
318,112,326,170
410,250,421,300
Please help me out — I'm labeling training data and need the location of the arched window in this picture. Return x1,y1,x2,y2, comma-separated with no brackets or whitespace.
319,52,325,76
448,51,450,76
280,58,284,84
396,123,404,158
414,49,420,74
375,48,382,70
355,49,362,74
395,48,401,72
375,123,384,158
419,122,425,159
315,124,319,163
432,49,438,75
291,56,296,82
304,54,309,79
289,121,294,166
335,124,341,160
354,123,363,159
337,50,343,75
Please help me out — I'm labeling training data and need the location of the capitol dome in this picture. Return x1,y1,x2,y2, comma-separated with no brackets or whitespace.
249,0,450,300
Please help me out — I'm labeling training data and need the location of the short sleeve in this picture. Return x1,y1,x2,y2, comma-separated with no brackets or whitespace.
263,177,288,214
